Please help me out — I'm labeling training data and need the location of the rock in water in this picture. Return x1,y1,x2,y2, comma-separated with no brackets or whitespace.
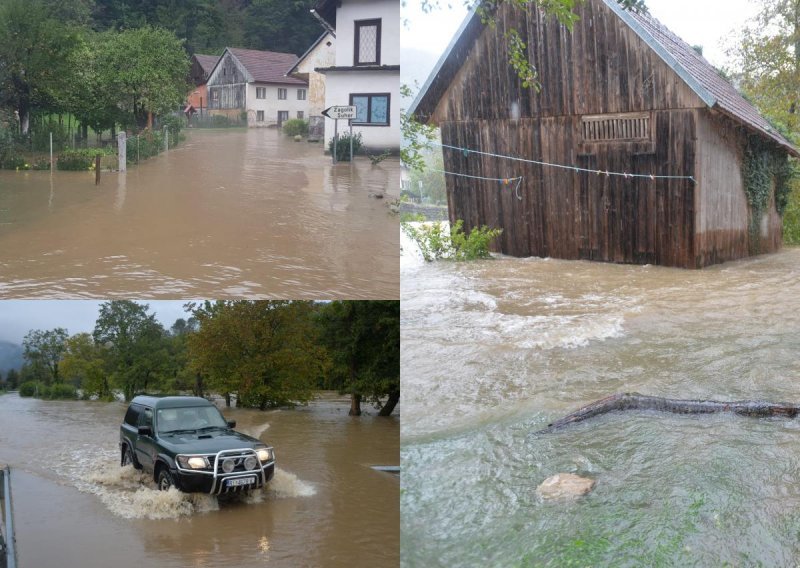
294,135,303,142
536,473,595,499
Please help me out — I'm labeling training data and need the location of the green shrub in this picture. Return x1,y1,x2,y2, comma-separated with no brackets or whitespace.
329,132,363,161
57,148,106,171
19,381,43,397
282,118,309,137
128,130,164,163
31,157,51,170
400,212,426,223
31,121,69,152
240,110,248,123
160,114,185,146
402,219,503,262
0,155,27,170
47,383,77,400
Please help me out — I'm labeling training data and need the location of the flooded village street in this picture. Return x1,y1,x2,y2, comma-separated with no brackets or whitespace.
0,392,399,568
400,242,800,566
0,129,399,298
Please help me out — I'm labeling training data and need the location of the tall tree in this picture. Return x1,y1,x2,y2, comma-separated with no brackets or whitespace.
95,26,189,128
5,368,20,389
0,0,82,132
317,301,400,416
243,0,321,56
730,0,800,138
93,300,167,401
189,301,323,410
22,328,69,385
60,332,110,399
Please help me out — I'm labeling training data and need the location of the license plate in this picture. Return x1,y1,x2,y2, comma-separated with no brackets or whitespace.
225,477,256,487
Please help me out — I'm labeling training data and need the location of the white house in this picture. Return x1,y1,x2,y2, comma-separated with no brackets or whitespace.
313,0,400,153
206,47,309,128
287,32,336,141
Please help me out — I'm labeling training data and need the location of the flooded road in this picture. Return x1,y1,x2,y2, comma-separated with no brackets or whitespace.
0,129,399,298
0,393,399,567
401,240,800,565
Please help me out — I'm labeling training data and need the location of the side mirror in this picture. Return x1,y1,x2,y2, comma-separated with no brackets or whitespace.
227,420,236,428
138,425,153,436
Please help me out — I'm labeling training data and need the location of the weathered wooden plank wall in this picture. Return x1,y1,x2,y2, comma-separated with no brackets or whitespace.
434,0,785,268
443,109,697,267
207,52,248,110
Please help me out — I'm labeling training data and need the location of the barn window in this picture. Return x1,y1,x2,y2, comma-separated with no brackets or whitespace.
297,89,306,100
581,113,650,142
354,19,381,65
256,87,266,99
278,88,287,100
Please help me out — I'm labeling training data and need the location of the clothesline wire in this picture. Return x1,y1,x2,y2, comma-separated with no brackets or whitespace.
431,141,697,182
427,167,524,200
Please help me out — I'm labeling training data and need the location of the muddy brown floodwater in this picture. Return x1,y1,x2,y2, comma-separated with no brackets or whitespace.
0,129,399,298
0,392,399,568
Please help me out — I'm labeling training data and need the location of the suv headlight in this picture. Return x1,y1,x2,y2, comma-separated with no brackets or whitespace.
177,455,209,470
256,447,274,463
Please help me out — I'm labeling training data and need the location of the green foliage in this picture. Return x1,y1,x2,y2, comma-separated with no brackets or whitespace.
96,26,189,128
30,121,69,152
400,212,426,223
782,183,800,244
0,155,27,170
46,383,77,400
742,136,797,248
128,129,172,164
18,381,42,397
402,220,503,261
316,301,400,416
23,328,68,385
369,150,392,165
160,114,185,144
56,148,108,171
188,301,324,409
329,132,363,161
282,118,309,137
93,300,168,401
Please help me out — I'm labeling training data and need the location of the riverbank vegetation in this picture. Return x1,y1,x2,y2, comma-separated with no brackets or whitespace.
0,0,320,169
403,220,503,262
14,300,399,417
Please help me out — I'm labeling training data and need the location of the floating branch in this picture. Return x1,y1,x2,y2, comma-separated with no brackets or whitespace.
539,392,800,434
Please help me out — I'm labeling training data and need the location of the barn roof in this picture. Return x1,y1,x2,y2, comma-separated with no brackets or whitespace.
410,0,799,156
224,47,307,85
192,54,220,75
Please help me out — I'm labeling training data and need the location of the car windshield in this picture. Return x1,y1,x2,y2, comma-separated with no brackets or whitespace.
156,406,228,434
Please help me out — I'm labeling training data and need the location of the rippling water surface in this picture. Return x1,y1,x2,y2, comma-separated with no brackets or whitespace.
401,238,800,566
0,393,399,567
0,129,399,298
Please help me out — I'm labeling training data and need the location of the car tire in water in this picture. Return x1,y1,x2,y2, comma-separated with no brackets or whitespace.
122,445,142,470
157,468,175,491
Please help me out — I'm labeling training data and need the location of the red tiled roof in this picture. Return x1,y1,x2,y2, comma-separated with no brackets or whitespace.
227,48,307,85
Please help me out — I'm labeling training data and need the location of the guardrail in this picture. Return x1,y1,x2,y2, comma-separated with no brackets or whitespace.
0,466,16,568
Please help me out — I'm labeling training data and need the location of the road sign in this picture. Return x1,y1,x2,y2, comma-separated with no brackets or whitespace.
322,105,357,120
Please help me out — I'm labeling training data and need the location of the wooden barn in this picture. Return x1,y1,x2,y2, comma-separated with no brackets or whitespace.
410,0,800,268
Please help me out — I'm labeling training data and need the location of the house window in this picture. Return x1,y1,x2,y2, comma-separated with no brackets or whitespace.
297,89,306,100
278,111,289,126
297,111,304,119
354,19,381,65
581,113,650,142
349,93,390,126
278,88,287,100
256,87,266,99
257,110,265,122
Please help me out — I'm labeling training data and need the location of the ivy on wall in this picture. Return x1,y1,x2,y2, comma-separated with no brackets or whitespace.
742,135,796,252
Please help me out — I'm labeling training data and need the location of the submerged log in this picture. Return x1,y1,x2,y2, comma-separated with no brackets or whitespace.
539,392,800,434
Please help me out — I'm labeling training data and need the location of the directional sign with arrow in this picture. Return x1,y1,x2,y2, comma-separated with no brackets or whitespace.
322,105,357,120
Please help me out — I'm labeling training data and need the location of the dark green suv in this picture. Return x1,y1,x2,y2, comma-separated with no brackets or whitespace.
120,395,275,494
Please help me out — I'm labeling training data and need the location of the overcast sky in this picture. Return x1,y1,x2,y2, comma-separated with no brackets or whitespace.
0,301,192,344
401,0,760,87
